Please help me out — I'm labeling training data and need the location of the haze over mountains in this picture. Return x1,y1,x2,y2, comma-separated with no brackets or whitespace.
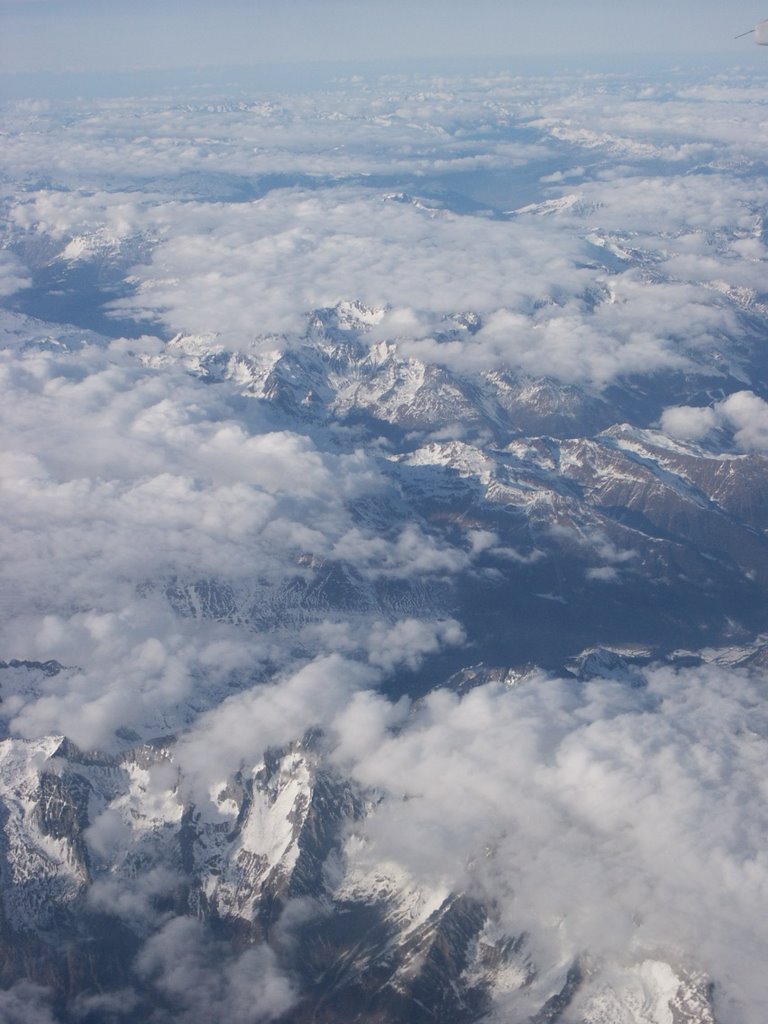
1,63,768,1023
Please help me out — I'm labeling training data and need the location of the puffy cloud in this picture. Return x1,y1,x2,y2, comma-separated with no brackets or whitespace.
531,73,768,165
719,390,768,451
0,251,30,297
70,989,140,1022
64,182,741,385
87,866,182,927
136,917,297,1024
660,402,718,440
585,565,620,582
0,78,541,187
4,604,269,750
175,654,377,805
80,186,587,346
3,65,768,1024
365,617,465,671
0,315,474,749
329,523,478,576
298,616,465,671
549,523,638,571
328,663,768,1023
662,390,768,450
0,982,59,1024
5,69,767,389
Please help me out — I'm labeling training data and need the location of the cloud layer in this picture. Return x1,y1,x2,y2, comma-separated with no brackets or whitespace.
4,68,767,388
131,655,768,1024
0,315,469,748
339,663,768,1023
2,64,768,1024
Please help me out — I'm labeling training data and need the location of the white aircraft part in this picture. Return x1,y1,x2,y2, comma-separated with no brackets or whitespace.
756,19,768,44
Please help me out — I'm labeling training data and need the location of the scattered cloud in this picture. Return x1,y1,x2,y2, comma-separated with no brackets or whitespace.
367,617,466,671
136,917,297,1024
88,866,182,928
328,664,768,1023
2,64,768,1024
662,390,768,451
719,390,768,451
586,565,620,582
0,251,30,297
660,402,719,440
0,982,59,1024
70,989,140,1022
0,314,475,748
5,70,767,388
176,654,376,804
167,654,768,1024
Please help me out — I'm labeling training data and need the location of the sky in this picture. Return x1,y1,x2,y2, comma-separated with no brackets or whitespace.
0,0,767,74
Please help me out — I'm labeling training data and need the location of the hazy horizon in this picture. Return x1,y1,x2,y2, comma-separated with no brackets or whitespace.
1,0,768,78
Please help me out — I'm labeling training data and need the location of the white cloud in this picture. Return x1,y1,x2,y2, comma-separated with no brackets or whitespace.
0,251,30,297
662,390,768,451
365,617,465,671
3,65,768,1024
175,654,377,806
136,917,297,1024
719,390,768,451
84,184,744,385
0,982,59,1024
326,663,768,1023
99,187,591,346
660,403,718,440
87,864,181,930
70,989,140,1021
0,315,474,749
586,565,620,582
5,70,766,390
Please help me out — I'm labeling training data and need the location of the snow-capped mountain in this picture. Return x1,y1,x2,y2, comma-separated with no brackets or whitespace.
0,702,723,1024
1,301,764,1023
3,64,768,1024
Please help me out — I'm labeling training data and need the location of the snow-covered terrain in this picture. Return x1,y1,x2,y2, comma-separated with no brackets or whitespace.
1,64,768,1024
